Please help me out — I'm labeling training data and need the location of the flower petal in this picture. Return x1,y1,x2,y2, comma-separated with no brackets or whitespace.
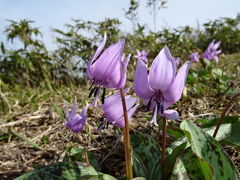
163,110,179,120
87,33,107,79
104,96,137,122
113,103,139,128
101,88,130,112
107,54,131,89
149,46,176,91
91,39,125,81
69,100,78,118
134,60,154,100
163,61,192,108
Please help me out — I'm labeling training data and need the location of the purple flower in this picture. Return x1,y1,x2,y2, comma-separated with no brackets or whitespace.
87,33,131,106
100,89,139,128
202,40,221,63
65,101,89,133
134,46,192,126
134,50,149,63
189,52,199,63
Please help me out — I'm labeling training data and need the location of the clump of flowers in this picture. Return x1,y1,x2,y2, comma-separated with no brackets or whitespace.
202,40,221,63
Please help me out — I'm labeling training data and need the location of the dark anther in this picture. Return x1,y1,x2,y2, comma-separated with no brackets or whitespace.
157,102,164,114
94,87,99,97
101,88,106,104
160,104,164,114
146,98,152,111
89,82,94,90
89,87,97,98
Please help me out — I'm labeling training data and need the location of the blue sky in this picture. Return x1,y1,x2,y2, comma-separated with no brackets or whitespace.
0,0,239,49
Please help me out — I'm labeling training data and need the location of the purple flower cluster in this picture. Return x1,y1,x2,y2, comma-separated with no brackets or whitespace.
65,34,222,132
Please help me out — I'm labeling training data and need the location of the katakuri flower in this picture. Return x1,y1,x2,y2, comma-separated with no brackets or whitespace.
202,40,221,63
134,46,192,126
87,33,131,106
99,89,139,129
134,50,149,63
189,52,199,63
65,101,89,133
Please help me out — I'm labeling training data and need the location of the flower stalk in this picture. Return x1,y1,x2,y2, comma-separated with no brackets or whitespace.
213,92,240,138
161,117,167,176
120,88,133,180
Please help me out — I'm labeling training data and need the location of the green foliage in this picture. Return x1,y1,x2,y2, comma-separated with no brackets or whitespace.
198,14,240,54
131,133,162,179
14,161,117,180
180,120,239,179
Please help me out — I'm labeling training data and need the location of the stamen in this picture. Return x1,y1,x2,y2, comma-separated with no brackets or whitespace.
89,82,94,90
89,87,96,98
94,87,99,97
101,88,106,104
146,98,152,111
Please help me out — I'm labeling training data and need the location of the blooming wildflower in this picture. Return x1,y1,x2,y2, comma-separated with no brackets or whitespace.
87,33,130,106
202,40,221,63
65,101,89,133
134,50,149,63
134,46,192,126
100,89,138,128
189,52,199,63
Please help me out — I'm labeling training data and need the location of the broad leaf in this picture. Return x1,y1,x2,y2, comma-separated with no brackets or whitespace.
180,120,239,179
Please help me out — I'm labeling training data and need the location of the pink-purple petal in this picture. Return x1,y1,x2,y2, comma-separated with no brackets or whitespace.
87,33,107,79
163,110,179,120
134,60,154,100
163,61,192,108
149,46,176,91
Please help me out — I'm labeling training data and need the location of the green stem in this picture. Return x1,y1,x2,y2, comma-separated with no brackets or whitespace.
213,92,240,138
120,89,133,180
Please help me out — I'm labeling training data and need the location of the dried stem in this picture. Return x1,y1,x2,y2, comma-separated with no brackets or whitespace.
120,88,133,180
78,134,90,165
161,117,167,176
213,92,240,138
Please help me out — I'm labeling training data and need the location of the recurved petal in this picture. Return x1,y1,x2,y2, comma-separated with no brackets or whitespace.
163,110,179,120
213,41,221,50
149,46,176,91
80,104,89,117
69,100,78,118
134,60,154,100
113,103,139,128
91,39,125,81
65,115,86,133
101,88,130,112
87,33,107,78
163,61,192,108
107,54,131,89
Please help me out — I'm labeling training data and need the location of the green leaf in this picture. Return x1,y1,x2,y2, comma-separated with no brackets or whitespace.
14,161,117,180
131,133,161,180
180,120,239,179
171,148,214,180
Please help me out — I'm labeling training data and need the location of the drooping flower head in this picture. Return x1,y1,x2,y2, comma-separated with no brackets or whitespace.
134,46,192,126
202,40,221,63
99,89,138,129
65,101,89,133
189,52,199,63
87,33,131,106
134,50,149,63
